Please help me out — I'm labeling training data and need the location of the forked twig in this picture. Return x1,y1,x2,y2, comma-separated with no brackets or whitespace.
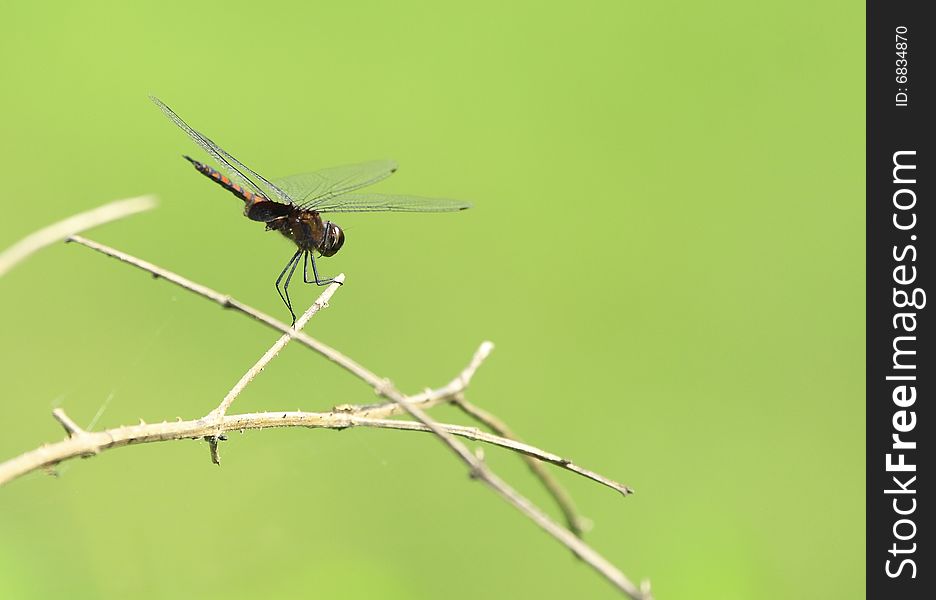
0,339,641,597
452,394,591,536
385,388,648,598
207,274,346,425
0,404,623,495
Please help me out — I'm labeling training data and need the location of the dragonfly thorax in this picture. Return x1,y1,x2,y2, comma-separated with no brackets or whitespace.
269,209,343,257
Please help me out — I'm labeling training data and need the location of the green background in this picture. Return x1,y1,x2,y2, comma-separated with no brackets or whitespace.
0,1,864,598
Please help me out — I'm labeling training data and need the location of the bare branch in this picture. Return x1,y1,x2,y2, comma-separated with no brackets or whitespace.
207,275,345,424
67,235,384,388
0,196,156,277
337,344,599,536
453,394,592,536
336,343,599,537
0,408,625,496
342,340,495,419
347,415,630,495
199,281,344,464
376,380,648,599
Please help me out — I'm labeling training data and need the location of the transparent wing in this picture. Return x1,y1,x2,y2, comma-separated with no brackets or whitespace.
150,96,293,204
272,160,399,208
200,132,294,205
312,192,472,213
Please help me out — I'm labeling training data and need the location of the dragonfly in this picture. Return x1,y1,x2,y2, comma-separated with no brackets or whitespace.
150,96,471,326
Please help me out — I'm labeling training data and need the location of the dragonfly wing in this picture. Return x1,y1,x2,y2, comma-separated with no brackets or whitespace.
312,192,472,213
199,132,294,205
272,160,399,208
150,96,293,204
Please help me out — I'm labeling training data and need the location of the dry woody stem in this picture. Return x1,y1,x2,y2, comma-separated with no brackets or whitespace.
452,394,591,536
0,405,619,493
0,203,650,599
0,195,156,277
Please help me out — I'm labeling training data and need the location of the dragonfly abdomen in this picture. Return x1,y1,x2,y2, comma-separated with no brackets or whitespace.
184,155,261,206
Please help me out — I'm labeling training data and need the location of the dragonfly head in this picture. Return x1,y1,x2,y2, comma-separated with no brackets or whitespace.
321,221,345,257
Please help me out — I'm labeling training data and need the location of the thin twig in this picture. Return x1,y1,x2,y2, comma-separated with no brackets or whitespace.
67,235,384,388
207,275,345,424
0,196,156,277
0,407,625,496
201,279,344,464
452,393,592,536
341,340,496,419
355,413,631,495
377,380,648,599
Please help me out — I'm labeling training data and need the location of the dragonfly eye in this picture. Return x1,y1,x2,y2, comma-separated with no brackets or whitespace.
322,223,345,257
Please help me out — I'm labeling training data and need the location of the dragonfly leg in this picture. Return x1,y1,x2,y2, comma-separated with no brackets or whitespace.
275,249,303,326
304,251,339,286
282,252,303,325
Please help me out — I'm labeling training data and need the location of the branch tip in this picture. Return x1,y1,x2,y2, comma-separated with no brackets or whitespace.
0,195,157,278
453,341,496,389
52,408,86,437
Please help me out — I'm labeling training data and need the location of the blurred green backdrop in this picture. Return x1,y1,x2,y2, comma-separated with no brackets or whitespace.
0,1,863,598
